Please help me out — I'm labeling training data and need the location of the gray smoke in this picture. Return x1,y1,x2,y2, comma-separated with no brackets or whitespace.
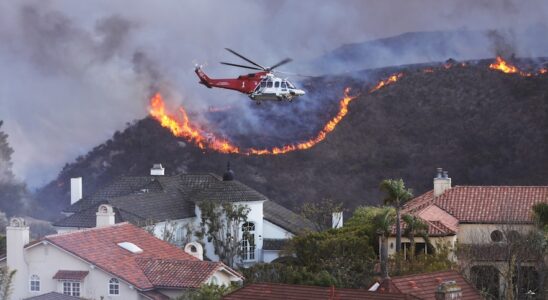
0,0,547,187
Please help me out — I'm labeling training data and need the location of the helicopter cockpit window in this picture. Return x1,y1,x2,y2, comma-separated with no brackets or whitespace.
281,82,287,89
286,81,295,89
266,81,273,88
274,81,280,88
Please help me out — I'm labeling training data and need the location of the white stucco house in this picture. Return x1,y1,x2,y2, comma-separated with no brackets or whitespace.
2,213,242,300
54,164,314,266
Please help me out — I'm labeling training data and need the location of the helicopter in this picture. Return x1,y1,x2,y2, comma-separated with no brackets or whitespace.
195,48,306,103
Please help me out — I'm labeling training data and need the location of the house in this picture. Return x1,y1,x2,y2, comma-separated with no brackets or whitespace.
369,270,482,300
3,213,242,300
54,164,314,266
386,168,547,298
222,282,418,300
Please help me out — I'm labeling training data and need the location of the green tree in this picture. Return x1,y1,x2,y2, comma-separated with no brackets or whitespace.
532,202,548,232
300,198,342,231
197,201,250,268
402,214,429,263
0,266,16,300
176,283,236,300
372,207,396,279
380,179,413,272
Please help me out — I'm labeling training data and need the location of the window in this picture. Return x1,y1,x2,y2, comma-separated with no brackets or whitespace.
490,230,503,242
260,81,266,88
266,81,273,88
63,281,80,297
30,275,40,292
109,278,120,295
281,82,287,89
241,222,255,261
274,81,280,88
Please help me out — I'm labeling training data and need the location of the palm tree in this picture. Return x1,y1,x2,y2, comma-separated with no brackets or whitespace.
0,267,16,300
373,207,396,279
379,179,413,255
402,214,429,263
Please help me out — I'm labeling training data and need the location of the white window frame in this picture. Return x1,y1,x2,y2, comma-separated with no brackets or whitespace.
29,274,40,292
109,278,120,296
61,281,81,297
241,222,256,261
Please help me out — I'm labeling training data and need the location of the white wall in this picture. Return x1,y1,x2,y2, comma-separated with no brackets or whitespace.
263,220,293,239
14,243,140,300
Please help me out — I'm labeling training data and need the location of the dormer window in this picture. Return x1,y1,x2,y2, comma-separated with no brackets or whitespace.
29,275,40,292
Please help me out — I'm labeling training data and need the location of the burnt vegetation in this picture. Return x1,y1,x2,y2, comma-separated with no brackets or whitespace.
35,59,548,219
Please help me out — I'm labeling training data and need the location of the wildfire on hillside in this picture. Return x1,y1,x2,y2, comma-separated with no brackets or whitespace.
149,88,358,155
369,73,404,93
150,56,546,156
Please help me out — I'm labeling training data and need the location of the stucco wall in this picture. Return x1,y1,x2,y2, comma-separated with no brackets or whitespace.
457,223,534,244
263,220,293,239
12,243,139,300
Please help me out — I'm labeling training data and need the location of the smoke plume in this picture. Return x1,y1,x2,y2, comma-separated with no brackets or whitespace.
0,0,547,187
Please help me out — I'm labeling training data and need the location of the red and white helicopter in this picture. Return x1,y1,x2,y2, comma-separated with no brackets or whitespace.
195,48,306,103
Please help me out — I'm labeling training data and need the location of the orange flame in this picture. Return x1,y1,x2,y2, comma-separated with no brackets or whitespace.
369,73,404,93
489,56,518,73
149,89,358,155
539,68,547,74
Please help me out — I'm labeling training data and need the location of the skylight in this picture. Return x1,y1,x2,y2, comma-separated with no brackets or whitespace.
117,242,143,254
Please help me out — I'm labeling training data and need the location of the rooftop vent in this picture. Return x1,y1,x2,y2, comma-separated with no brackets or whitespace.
117,242,143,254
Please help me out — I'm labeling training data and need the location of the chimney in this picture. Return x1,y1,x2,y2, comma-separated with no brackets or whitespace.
150,164,165,176
222,161,234,181
184,242,204,260
96,204,115,227
433,168,451,197
7,217,30,266
332,211,343,229
70,177,83,205
435,280,462,300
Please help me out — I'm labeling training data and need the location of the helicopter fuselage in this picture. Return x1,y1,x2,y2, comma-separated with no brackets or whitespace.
195,67,305,102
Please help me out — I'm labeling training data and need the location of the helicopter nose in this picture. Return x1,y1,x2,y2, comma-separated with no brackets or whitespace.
295,89,305,96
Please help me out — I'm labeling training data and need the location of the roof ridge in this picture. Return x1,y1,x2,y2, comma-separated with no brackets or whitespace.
47,222,131,239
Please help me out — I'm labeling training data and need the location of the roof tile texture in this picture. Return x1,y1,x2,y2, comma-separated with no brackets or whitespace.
223,283,415,300
378,270,481,300
52,270,89,281
45,223,238,290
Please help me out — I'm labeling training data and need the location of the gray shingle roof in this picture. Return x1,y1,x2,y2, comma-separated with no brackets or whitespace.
24,292,81,300
263,201,315,233
56,173,311,235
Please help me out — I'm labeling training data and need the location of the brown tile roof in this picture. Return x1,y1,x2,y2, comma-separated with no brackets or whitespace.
223,283,417,300
403,186,548,224
52,270,89,281
377,270,481,300
44,223,241,290
391,219,456,237
136,258,241,288
24,292,81,300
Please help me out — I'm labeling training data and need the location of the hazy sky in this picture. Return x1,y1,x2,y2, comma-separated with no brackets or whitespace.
1,0,547,187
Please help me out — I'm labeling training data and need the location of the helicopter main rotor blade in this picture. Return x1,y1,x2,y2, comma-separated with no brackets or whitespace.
268,58,293,71
220,62,263,71
225,48,266,70
274,70,314,77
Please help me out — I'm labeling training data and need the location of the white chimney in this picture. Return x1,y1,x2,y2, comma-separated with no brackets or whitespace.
7,217,30,300
184,242,204,260
150,164,165,176
96,204,115,228
332,211,343,229
70,177,83,205
433,168,452,197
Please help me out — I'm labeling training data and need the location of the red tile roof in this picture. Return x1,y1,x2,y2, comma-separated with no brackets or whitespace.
52,270,89,281
223,283,417,300
377,270,481,300
136,258,240,288
391,219,456,237
44,223,241,290
404,186,548,224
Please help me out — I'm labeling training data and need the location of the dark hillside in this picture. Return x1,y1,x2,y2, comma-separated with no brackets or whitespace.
35,61,548,219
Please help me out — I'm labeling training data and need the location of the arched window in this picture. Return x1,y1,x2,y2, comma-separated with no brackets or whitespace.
241,222,255,261
210,275,219,285
109,278,119,295
29,275,40,292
